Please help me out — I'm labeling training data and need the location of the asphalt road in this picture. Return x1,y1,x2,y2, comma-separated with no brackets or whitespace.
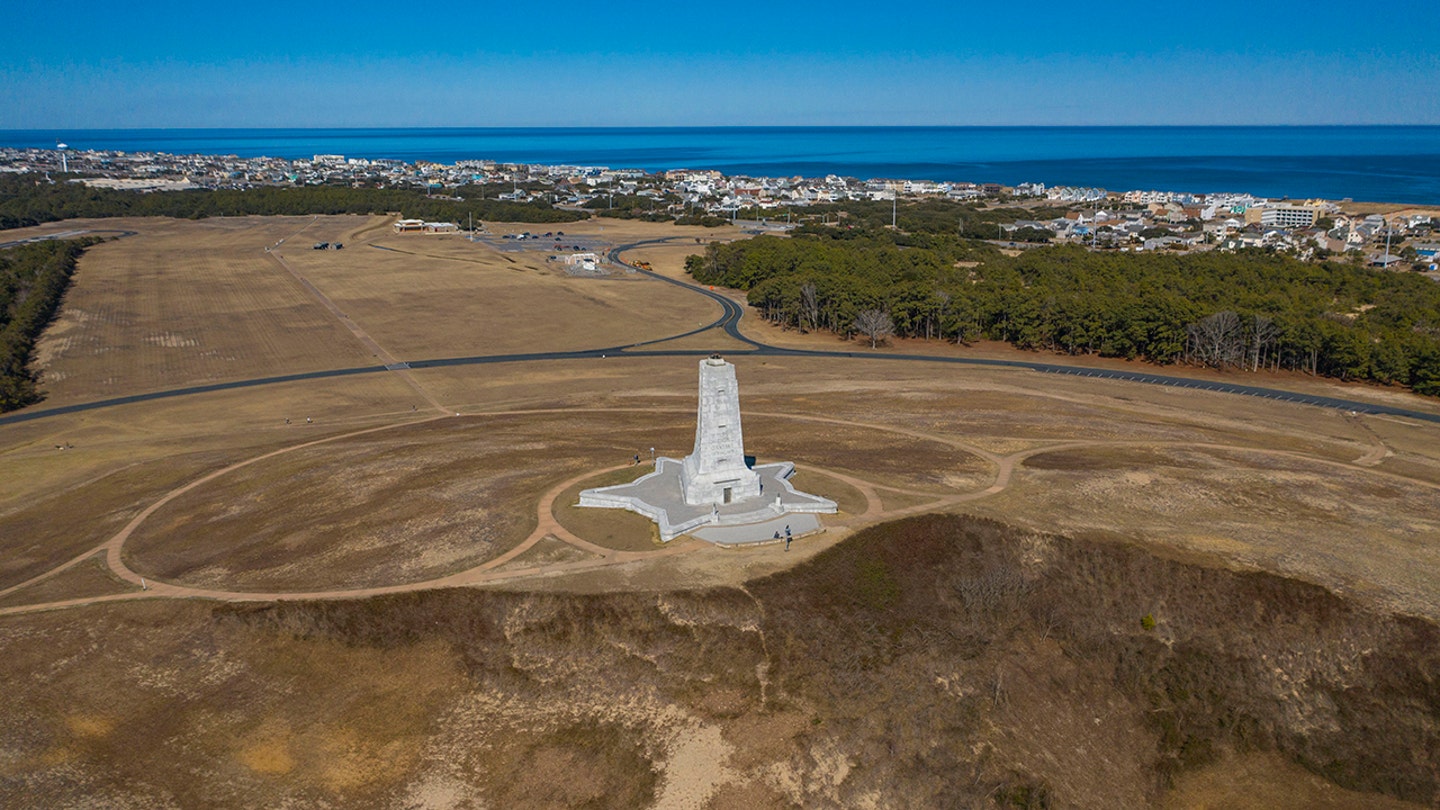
3,237,1439,427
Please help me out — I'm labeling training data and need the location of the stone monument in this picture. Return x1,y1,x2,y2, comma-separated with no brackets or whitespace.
681,356,761,505
578,356,837,543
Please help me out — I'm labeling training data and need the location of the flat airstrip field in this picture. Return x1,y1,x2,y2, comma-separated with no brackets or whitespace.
2,214,1439,808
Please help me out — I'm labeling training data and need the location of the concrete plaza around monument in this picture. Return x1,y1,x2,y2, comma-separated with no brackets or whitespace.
579,457,837,542
579,355,838,542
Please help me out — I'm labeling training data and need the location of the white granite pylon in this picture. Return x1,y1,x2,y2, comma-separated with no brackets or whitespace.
681,356,761,506
578,356,838,543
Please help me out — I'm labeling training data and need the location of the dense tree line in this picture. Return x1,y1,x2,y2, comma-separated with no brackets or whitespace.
0,175,585,230
581,192,693,222
673,213,732,227
581,195,671,222
0,239,97,411
687,235,1440,396
778,198,1064,241
577,193,731,226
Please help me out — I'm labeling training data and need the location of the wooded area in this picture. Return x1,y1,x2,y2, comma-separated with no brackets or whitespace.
0,176,585,230
687,232,1440,396
0,239,95,411
767,198,1064,242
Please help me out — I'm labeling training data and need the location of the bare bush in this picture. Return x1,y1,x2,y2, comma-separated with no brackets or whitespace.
854,308,895,348
1187,311,1282,371
1187,310,1244,368
800,282,820,333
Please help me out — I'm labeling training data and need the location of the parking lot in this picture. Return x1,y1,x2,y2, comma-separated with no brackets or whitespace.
471,229,610,256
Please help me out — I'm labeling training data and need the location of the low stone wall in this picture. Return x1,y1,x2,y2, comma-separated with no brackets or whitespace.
579,459,837,543
578,483,711,541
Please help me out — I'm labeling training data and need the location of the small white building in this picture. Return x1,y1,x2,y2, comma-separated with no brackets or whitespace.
393,219,458,234
561,252,602,272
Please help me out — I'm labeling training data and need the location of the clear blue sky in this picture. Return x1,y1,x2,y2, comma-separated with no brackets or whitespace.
3,0,1436,127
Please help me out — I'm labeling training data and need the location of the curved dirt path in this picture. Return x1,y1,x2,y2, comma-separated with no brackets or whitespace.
4,231,1439,614
4,415,1436,616
1348,414,1395,467
0,415,451,604
0,406,1015,615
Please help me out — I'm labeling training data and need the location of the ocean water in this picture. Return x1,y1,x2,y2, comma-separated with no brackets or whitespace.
3,127,1439,204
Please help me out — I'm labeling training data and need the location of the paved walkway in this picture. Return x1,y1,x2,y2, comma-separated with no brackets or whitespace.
579,457,836,541
693,514,820,545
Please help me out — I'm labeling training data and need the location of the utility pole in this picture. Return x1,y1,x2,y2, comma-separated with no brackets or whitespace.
892,190,898,229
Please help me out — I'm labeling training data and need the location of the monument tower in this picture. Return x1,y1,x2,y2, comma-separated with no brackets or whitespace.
578,356,836,542
681,356,761,505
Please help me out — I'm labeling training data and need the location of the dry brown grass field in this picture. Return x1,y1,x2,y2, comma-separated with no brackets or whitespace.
33,216,378,404
2,215,1439,808
293,235,717,360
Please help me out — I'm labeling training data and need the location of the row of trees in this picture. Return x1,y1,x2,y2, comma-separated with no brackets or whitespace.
781,197,1066,240
582,192,675,219
581,195,1064,236
686,235,1440,396
0,238,97,411
0,176,586,231
577,193,732,227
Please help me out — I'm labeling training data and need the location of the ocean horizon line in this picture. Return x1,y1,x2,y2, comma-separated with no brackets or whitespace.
3,126,1438,203
6,124,1440,133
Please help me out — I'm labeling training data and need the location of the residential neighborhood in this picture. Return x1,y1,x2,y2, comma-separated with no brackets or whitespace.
2,145,1435,275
